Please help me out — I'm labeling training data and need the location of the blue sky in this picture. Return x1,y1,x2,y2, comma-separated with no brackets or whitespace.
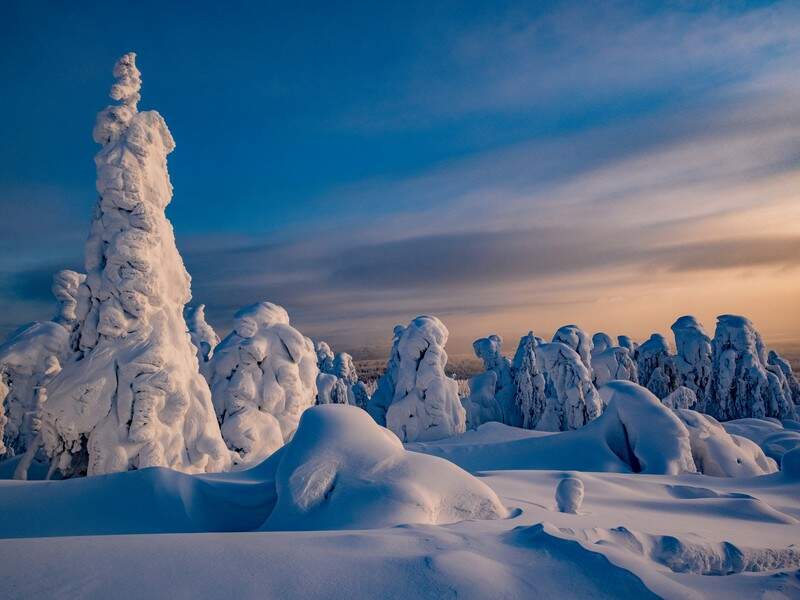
2,1,799,355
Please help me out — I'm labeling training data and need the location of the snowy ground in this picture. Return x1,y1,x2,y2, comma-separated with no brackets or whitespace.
2,418,799,600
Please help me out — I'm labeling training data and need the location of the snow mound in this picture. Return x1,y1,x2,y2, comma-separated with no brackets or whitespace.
262,404,507,530
723,418,800,464
413,381,696,475
555,474,584,514
207,302,318,467
381,316,466,442
673,410,777,477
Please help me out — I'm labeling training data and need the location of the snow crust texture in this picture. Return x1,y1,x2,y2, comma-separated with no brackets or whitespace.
207,302,318,467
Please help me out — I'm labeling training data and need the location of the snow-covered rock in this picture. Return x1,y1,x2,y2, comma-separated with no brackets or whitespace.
535,342,603,431
706,315,796,421
636,333,679,399
262,404,506,530
470,334,519,427
39,53,232,477
552,325,593,373
185,304,219,375
381,316,466,442
511,332,547,430
207,302,318,467
673,409,778,477
671,315,712,408
661,386,698,410
555,475,584,514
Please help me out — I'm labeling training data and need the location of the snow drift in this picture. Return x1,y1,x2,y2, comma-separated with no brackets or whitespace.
262,404,507,530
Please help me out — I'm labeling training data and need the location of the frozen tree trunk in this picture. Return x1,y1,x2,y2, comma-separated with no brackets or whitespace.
207,302,318,467
536,342,603,431
512,332,547,430
636,334,679,399
39,53,231,476
671,315,712,409
471,334,520,427
706,315,796,421
382,316,466,442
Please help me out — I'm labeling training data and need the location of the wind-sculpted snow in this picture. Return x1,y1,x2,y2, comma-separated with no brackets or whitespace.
591,332,613,355
468,334,520,427
512,332,547,430
637,333,679,399
673,410,777,477
262,405,507,530
552,325,593,373
617,335,638,360
706,315,796,421
722,418,800,465
381,316,466,442
39,53,230,477
366,325,404,426
207,302,318,467
535,342,602,431
671,316,712,407
185,304,219,377
413,381,696,475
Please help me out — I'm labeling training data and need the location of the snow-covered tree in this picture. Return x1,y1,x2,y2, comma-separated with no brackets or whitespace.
553,324,593,375
706,315,796,421
366,325,405,426
590,332,638,387
511,332,547,430
379,316,466,442
591,332,613,354
315,373,350,405
671,315,712,408
315,341,335,375
662,386,698,410
470,334,520,426
535,342,603,431
636,333,679,399
617,335,638,362
39,53,231,477
185,304,220,375
207,302,318,466
333,352,358,385
768,350,800,408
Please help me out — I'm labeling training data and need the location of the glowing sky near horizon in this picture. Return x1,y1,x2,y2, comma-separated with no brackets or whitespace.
1,1,799,355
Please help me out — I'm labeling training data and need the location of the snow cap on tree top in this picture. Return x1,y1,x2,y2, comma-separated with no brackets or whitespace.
110,52,141,109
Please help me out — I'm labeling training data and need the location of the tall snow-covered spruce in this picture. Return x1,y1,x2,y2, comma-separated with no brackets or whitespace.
39,53,231,476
